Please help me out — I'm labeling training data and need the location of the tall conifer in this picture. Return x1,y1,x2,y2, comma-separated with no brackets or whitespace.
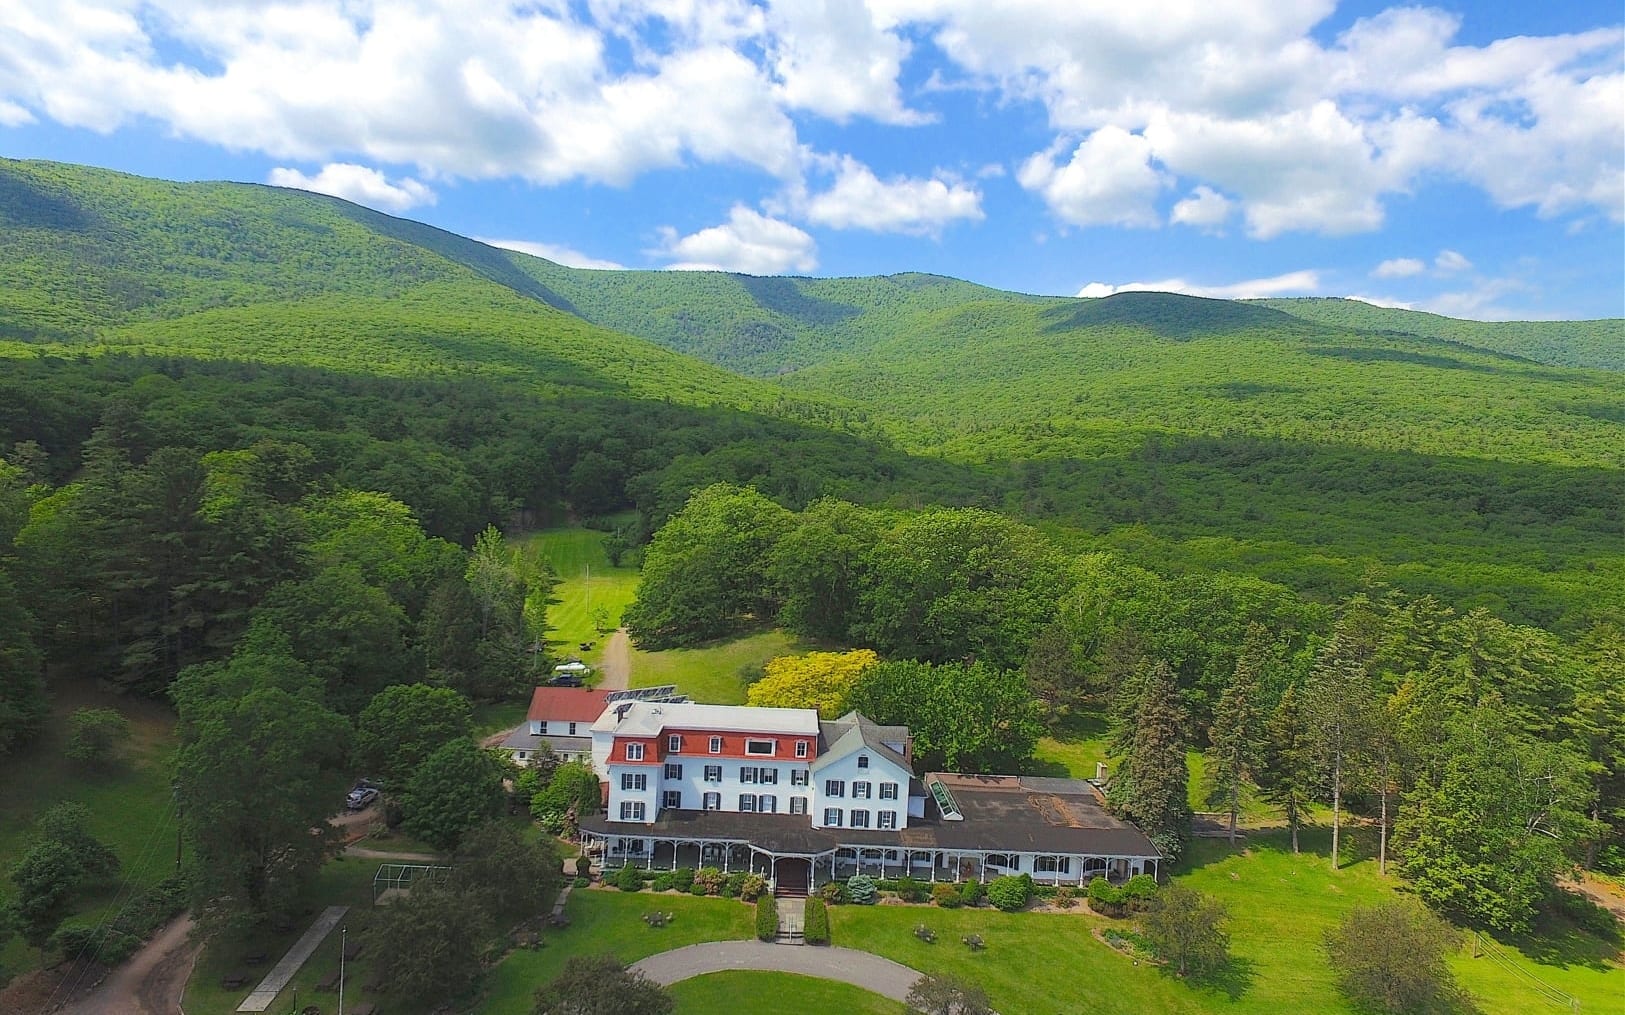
1109,659,1190,862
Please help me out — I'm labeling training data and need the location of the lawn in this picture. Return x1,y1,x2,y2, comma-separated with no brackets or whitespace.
628,629,804,704
0,682,180,978
1179,828,1624,1015
482,889,756,1014
517,526,639,668
670,971,904,1014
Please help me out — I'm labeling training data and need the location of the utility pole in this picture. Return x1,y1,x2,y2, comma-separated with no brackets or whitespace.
338,925,346,1015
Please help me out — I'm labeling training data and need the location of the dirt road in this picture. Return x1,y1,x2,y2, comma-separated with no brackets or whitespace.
58,914,198,1015
599,628,630,691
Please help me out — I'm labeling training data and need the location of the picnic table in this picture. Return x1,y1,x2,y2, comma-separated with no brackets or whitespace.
220,972,250,990
243,951,268,965
316,969,342,992
341,939,364,960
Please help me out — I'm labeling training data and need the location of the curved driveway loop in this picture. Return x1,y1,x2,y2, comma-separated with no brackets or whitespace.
630,941,923,1001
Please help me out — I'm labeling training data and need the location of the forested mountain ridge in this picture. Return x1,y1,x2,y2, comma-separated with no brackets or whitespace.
0,157,1619,632
1253,297,1623,371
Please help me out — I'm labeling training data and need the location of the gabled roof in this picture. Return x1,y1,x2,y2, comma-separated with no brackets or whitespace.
814,711,912,772
526,686,614,724
591,700,821,737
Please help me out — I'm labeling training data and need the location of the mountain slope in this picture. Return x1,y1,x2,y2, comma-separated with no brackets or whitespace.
1253,297,1623,371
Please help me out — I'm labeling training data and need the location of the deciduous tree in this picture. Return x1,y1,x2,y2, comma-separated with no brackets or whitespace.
356,683,473,787
1324,902,1470,1013
532,954,674,1015
401,738,510,852
1143,884,1231,979
845,659,1042,773
746,649,878,717
905,972,994,1015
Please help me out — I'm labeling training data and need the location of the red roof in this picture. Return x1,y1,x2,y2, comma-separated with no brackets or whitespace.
526,686,613,724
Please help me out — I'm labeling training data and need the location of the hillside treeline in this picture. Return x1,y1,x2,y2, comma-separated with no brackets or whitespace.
625,484,1625,902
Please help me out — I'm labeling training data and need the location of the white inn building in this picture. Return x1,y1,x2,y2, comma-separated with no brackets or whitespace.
575,699,1161,897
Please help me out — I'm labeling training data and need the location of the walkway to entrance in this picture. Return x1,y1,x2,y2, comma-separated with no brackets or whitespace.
629,941,922,1001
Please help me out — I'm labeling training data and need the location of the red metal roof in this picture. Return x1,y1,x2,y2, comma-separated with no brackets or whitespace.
526,686,613,724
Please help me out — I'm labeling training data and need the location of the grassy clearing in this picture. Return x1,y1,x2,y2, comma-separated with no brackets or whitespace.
670,971,904,1014
1180,828,1623,1015
483,889,756,1014
0,683,179,977
517,527,639,668
628,629,804,704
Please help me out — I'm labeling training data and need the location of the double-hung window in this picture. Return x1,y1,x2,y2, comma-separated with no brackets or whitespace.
857,755,869,769
853,781,871,799
791,769,810,786
878,811,897,830
709,735,723,754
664,763,683,780
704,765,722,783
668,734,682,753
619,801,646,821
824,779,845,798
741,766,758,784
621,772,647,792
790,796,808,815
567,722,578,735
880,782,899,800
795,740,809,758
662,790,682,809
739,795,757,813
625,742,645,761
760,767,778,785
849,809,870,829
757,794,776,813
823,807,843,827
702,792,721,811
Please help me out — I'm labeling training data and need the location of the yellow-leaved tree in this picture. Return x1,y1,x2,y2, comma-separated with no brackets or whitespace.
746,649,879,718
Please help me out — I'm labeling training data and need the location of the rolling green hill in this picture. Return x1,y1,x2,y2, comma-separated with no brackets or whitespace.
1254,297,1623,371
1,158,1620,628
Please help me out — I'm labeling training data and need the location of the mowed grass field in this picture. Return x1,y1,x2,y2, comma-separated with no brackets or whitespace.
516,526,639,668
629,629,804,705
671,971,903,1014
0,682,180,978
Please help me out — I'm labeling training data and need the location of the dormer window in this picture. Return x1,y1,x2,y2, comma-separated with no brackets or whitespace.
857,754,869,769
795,740,808,758
745,739,775,756
709,736,723,754
625,743,645,761
668,734,682,753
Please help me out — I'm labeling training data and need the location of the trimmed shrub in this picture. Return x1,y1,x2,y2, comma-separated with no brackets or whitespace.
895,876,928,903
688,882,707,896
755,894,778,941
695,867,726,895
818,881,848,904
672,867,696,893
1123,873,1159,912
987,875,1031,912
572,876,590,889
958,880,983,907
651,874,674,892
932,882,962,909
1087,877,1127,917
847,874,878,905
574,855,592,878
1054,886,1078,909
614,864,644,892
803,897,830,945
723,871,748,898
740,873,767,902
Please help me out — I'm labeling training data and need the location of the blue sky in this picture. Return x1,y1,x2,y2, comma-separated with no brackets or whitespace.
2,1,1621,320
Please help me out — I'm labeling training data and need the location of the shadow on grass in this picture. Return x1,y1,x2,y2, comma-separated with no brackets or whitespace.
1198,953,1258,1001
1494,891,1623,972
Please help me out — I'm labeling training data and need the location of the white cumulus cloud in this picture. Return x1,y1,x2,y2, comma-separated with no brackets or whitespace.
267,163,435,212
766,0,930,125
479,238,625,270
1077,269,1321,300
1373,257,1426,278
1434,249,1472,273
1018,126,1166,228
656,205,818,274
801,156,981,235
1170,185,1232,231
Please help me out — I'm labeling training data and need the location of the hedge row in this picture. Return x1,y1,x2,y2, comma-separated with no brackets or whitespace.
803,897,830,945
755,894,778,941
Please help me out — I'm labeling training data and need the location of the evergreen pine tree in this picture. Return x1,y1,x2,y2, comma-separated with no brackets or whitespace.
1109,659,1190,862
1258,684,1315,853
1207,624,1269,846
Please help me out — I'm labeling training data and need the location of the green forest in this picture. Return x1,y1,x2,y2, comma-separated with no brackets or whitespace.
0,157,1619,1012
